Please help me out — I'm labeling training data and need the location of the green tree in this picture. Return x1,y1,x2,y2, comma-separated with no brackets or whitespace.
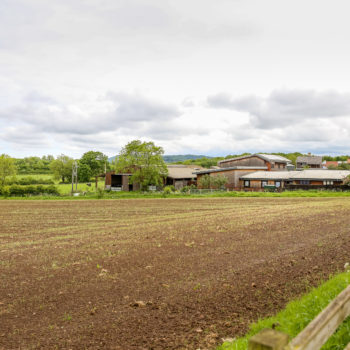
0,154,16,186
212,174,228,189
115,140,168,190
79,151,108,178
77,162,92,182
198,174,227,189
50,155,74,182
198,174,211,189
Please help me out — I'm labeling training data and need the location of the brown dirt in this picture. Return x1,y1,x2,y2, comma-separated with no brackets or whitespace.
1,197,350,350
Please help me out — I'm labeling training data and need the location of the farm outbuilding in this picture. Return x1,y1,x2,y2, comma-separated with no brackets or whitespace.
239,171,299,191
165,165,201,190
195,154,292,190
296,155,322,169
240,169,350,191
105,171,140,191
195,166,268,190
218,154,291,171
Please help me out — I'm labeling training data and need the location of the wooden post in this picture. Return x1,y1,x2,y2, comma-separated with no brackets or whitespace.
285,285,350,350
248,329,289,350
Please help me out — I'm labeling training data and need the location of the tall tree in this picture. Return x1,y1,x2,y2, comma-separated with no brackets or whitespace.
50,155,74,182
0,154,16,186
79,151,108,178
115,140,168,190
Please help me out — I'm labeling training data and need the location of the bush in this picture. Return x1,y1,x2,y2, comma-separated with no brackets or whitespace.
0,184,60,197
5,177,55,185
0,186,10,197
181,184,196,193
162,186,174,197
96,187,105,199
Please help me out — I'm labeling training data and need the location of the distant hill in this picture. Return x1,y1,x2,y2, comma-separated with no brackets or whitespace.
163,155,212,163
108,154,212,163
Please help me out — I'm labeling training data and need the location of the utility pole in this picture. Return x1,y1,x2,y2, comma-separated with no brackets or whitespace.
71,161,78,194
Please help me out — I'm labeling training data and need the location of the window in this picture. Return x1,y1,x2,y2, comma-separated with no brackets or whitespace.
244,180,250,187
271,163,274,168
323,180,333,185
262,181,268,187
275,181,281,188
300,180,310,185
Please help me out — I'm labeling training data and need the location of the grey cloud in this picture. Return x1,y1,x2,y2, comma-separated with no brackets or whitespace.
207,89,350,129
0,91,180,136
106,92,180,125
0,0,256,55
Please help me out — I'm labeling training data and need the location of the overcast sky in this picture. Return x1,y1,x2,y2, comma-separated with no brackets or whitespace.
1,0,350,158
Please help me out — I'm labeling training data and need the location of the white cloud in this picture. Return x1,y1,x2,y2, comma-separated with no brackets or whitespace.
1,0,350,157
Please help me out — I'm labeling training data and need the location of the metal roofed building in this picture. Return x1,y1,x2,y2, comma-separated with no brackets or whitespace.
194,166,269,190
291,169,350,181
240,170,350,190
240,171,299,190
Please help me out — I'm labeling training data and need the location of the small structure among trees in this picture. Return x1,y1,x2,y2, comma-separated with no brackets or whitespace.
113,140,168,191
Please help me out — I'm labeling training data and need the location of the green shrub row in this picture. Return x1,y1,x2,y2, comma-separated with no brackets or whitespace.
5,177,55,185
0,184,60,197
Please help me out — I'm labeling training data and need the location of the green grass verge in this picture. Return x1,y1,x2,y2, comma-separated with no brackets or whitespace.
2,189,350,200
218,272,350,350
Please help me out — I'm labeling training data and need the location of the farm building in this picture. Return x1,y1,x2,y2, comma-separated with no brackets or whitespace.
165,165,201,190
105,165,202,191
239,171,299,190
105,171,140,191
195,154,292,190
218,154,291,171
195,166,269,190
240,170,350,191
289,169,350,187
296,155,322,169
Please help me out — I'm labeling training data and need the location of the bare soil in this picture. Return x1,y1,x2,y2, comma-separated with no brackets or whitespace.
1,197,350,350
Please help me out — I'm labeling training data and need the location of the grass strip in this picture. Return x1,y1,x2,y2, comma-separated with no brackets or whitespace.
218,272,350,350
1,190,350,200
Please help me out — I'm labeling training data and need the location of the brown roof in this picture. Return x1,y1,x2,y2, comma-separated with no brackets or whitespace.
166,165,199,179
194,166,268,174
219,153,291,165
296,156,322,165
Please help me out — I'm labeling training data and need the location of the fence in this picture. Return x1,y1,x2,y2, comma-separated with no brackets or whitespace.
285,184,349,191
248,284,350,350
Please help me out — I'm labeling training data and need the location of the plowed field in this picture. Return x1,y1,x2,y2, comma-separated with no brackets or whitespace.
1,198,350,349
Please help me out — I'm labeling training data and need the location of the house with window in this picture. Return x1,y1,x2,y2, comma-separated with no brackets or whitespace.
289,170,350,187
240,171,299,191
240,170,350,191
195,154,292,190
296,155,322,169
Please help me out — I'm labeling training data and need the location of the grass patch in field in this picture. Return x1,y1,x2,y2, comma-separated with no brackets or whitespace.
218,272,350,350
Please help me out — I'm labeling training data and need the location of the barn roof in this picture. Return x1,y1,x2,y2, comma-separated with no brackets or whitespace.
218,153,291,165
166,165,199,179
241,170,350,181
240,171,299,180
194,166,268,175
291,170,350,181
296,155,322,165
